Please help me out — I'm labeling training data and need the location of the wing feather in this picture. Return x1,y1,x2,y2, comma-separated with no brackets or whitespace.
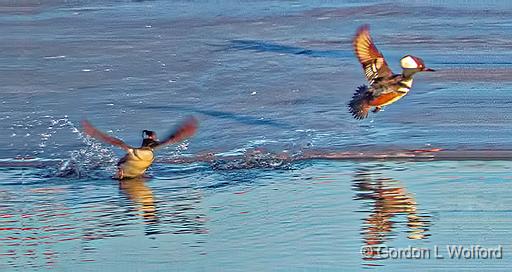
155,116,198,149
353,25,393,83
81,120,133,151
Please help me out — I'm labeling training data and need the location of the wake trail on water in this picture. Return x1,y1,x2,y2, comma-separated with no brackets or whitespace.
4,145,512,180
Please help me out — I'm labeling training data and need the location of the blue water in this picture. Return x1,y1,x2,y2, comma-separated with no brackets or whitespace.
1,0,512,271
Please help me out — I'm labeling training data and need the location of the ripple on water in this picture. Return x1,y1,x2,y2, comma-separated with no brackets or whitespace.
0,175,209,270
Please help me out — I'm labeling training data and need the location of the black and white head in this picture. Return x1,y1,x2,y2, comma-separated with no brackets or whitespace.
141,130,159,148
400,55,435,73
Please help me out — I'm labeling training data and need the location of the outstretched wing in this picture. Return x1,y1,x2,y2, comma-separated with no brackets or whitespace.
353,25,393,84
81,120,133,151
154,116,198,149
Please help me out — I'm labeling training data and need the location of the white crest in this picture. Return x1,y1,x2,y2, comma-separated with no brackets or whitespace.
400,56,418,69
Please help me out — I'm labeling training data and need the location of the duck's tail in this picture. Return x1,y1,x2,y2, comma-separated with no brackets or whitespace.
348,85,372,120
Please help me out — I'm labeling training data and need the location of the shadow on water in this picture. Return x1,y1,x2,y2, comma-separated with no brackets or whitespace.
351,166,431,266
224,40,352,59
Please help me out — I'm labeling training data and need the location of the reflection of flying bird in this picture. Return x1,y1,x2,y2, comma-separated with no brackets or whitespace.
81,117,198,179
348,25,435,119
352,170,430,260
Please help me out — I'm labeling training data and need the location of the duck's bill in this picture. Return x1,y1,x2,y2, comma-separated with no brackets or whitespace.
423,68,435,72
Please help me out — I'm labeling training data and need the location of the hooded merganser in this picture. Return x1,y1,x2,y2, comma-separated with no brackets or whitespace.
81,117,198,179
348,25,435,119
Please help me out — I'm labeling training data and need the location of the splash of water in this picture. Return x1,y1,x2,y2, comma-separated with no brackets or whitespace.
209,148,299,170
57,127,117,179
38,116,118,179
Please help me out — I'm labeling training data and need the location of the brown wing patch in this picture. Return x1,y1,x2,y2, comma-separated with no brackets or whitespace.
369,92,405,107
353,25,393,83
155,116,198,149
81,120,133,151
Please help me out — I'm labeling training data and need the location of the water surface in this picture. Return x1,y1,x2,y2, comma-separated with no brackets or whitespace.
1,0,512,271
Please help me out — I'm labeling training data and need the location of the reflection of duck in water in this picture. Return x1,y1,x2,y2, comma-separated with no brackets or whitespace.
81,117,198,179
352,168,430,258
120,177,209,236
119,177,158,224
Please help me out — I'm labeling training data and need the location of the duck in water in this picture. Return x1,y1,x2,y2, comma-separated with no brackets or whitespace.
348,25,435,119
81,117,198,179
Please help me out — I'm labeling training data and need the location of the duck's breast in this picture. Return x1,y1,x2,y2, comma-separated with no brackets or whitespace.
118,149,155,178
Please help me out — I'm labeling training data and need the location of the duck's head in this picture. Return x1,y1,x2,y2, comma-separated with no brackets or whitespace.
400,55,435,75
141,130,159,148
